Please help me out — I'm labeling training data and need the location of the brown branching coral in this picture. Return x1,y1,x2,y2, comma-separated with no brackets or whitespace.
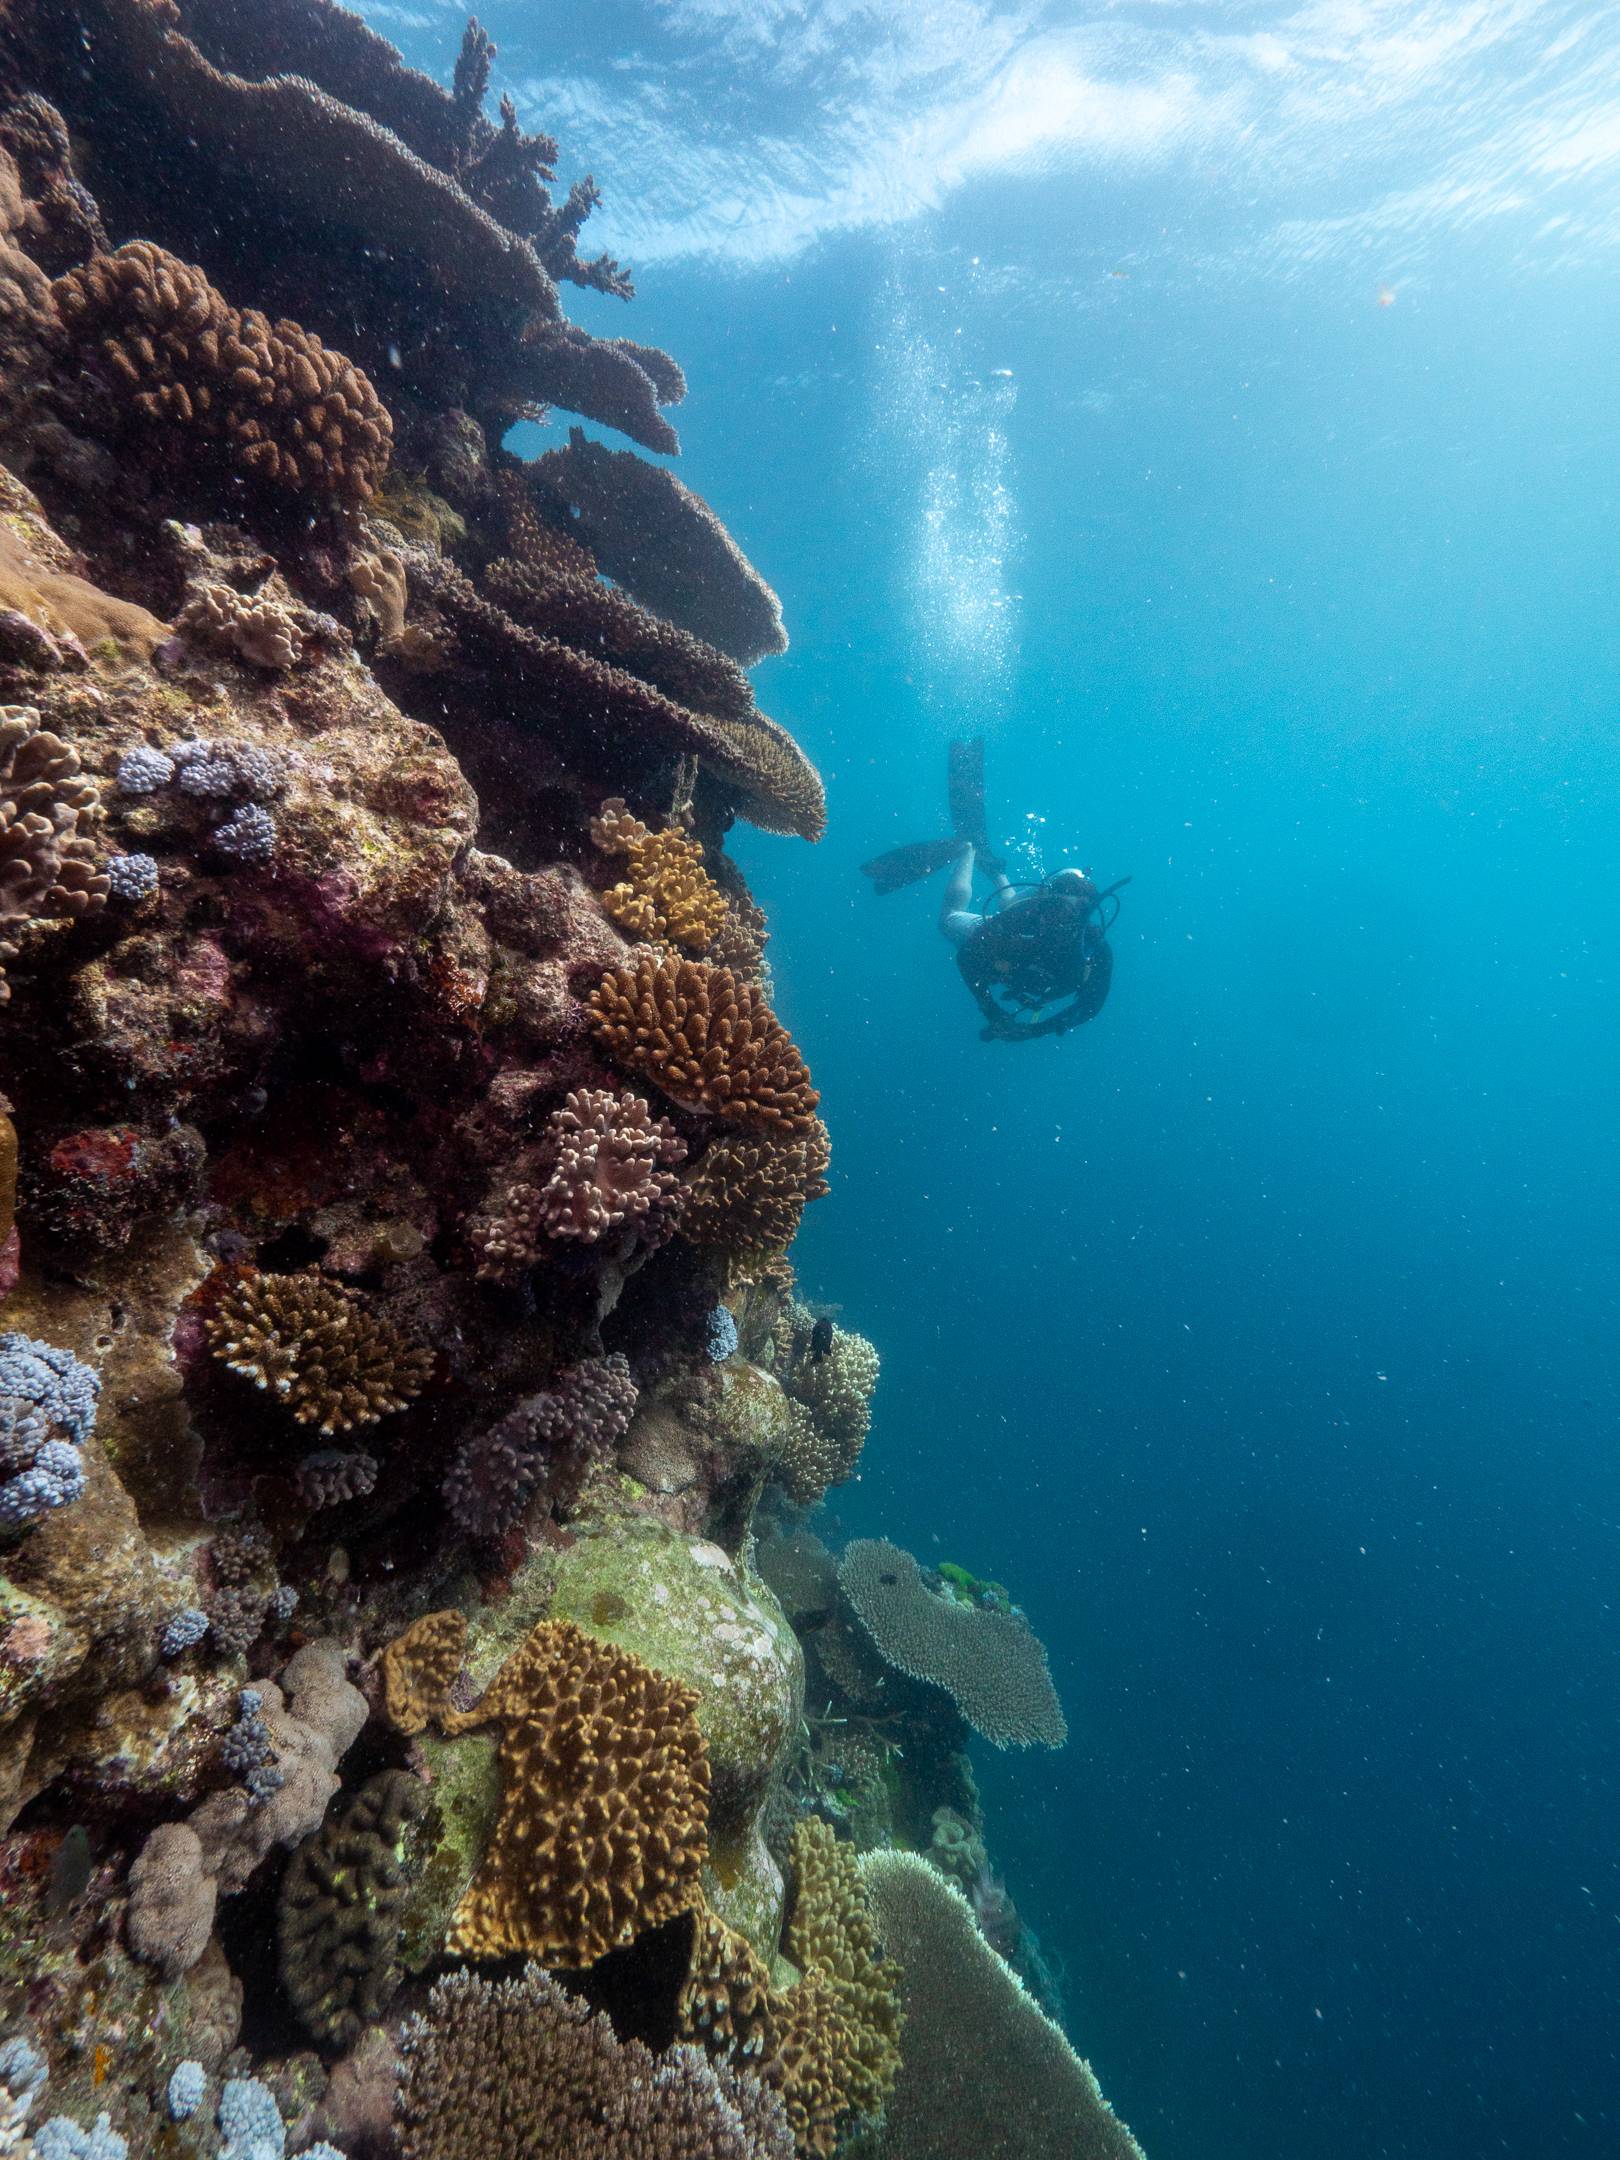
859,1853,1146,2160
398,1964,793,2160
381,1609,469,1737
783,1817,903,2131
838,1540,1067,1750
537,1086,688,1245
205,1270,433,1434
683,1123,831,1260
0,702,105,1002
534,429,788,667
49,240,392,500
589,956,820,1133
679,1907,777,2068
442,1617,710,1966
591,797,728,953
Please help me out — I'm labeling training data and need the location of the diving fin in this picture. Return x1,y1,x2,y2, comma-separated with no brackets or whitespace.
948,737,990,853
859,836,968,894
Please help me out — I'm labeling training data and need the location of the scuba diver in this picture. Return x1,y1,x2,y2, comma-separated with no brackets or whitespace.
860,739,1127,1043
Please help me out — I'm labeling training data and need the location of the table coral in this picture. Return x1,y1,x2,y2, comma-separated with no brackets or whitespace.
838,1540,1067,1750
858,1853,1146,2160
591,796,728,952
205,1272,432,1434
442,1617,710,1966
589,956,820,1132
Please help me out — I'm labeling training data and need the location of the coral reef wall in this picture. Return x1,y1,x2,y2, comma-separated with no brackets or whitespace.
0,4,1145,2156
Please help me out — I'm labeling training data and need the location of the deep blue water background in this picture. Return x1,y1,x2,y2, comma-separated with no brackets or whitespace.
366,10,1620,2152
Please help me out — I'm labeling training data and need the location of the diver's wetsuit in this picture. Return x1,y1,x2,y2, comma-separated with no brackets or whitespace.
941,843,1113,1041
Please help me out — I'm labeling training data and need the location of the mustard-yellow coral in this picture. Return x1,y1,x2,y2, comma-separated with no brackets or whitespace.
683,1121,831,1259
588,955,819,1133
783,1816,903,2130
381,1609,469,1736
591,796,727,953
444,1618,710,1966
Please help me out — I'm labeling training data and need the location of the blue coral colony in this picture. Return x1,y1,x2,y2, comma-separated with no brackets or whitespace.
0,3,1141,2157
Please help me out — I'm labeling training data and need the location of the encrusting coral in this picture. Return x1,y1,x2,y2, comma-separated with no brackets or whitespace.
441,1617,711,1966
838,1539,1067,1750
205,1272,434,1435
590,956,820,1132
0,704,105,1002
381,1609,469,1737
398,1964,794,2160
591,796,728,952
277,1765,427,2048
49,241,392,501
859,1852,1146,2160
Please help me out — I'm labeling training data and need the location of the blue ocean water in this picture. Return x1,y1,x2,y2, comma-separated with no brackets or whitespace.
368,7,1620,2154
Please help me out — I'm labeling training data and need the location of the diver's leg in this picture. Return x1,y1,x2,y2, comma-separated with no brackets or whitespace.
940,841,975,921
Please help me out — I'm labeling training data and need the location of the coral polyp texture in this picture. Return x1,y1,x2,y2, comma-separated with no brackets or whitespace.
0,703,105,1000
591,795,729,951
205,1271,433,1433
590,955,821,1131
859,1852,1146,2160
537,1086,689,1245
0,0,1130,2149
684,1122,832,1259
442,1617,711,1965
50,241,392,500
838,1539,1068,1749
398,1965,794,2160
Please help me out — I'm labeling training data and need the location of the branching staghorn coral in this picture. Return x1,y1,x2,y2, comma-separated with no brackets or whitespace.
589,956,820,1133
858,1852,1146,2160
278,1766,426,2047
398,1965,793,2160
591,796,728,952
205,1271,433,1434
0,704,105,1002
536,1086,688,1245
838,1540,1067,1750
441,1618,711,1965
50,241,391,500
683,1123,831,1261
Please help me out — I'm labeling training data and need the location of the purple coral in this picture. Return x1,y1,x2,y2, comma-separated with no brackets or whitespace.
105,851,159,902
213,803,276,865
704,1305,739,1363
160,1606,210,1658
444,1355,638,1542
172,738,282,801
295,1448,379,1508
0,1331,98,1527
115,744,174,794
220,1687,281,1800
536,1087,687,1247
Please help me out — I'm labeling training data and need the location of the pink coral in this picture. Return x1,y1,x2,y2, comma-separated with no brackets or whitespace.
537,1087,687,1246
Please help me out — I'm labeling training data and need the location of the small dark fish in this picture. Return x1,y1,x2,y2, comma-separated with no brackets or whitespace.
809,1316,834,1363
46,1824,93,1915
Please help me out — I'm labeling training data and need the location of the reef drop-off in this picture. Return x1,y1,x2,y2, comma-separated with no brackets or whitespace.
0,4,1142,2155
